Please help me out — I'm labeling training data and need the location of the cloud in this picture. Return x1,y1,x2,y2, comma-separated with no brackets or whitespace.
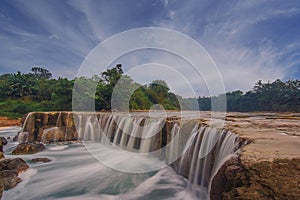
0,0,299,96
48,34,60,40
153,0,300,93
168,11,176,20
162,0,169,8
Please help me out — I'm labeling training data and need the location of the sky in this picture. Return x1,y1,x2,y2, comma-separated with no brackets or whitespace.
0,0,300,97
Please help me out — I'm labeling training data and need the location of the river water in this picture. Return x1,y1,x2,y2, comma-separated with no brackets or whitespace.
1,127,206,200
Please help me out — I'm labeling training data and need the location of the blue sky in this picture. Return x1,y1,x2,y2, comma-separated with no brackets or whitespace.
0,0,299,96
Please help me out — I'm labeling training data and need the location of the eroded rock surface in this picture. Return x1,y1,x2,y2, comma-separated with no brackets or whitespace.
208,112,300,199
0,170,21,190
0,137,8,161
0,157,29,199
20,112,78,143
12,143,45,155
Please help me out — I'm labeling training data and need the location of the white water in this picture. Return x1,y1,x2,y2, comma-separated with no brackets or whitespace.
2,112,240,200
2,127,200,200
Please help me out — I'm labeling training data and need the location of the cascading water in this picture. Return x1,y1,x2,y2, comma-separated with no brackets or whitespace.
18,131,29,143
171,124,240,197
13,112,242,199
56,112,62,127
73,113,240,198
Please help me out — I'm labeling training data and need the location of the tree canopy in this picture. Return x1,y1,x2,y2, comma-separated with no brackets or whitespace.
0,65,180,118
0,65,299,118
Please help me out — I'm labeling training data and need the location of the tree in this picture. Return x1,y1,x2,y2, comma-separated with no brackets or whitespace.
30,67,52,79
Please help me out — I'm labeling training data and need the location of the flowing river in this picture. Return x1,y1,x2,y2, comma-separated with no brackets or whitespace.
1,127,206,200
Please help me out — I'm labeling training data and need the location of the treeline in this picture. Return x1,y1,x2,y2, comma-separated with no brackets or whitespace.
1,65,299,118
0,65,180,118
193,79,300,112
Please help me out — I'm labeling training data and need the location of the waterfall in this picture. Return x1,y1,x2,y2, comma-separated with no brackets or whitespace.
73,113,239,195
56,112,62,127
18,132,29,143
18,112,34,142
21,112,241,198
22,112,33,132
64,112,70,141
127,117,143,150
170,124,240,196
140,118,164,153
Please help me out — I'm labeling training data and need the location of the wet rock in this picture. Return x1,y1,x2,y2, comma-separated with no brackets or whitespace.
6,158,29,172
17,132,29,143
13,134,18,142
21,112,79,143
0,137,8,152
210,156,248,200
218,158,300,200
0,170,21,190
0,137,8,160
41,127,65,143
0,159,9,171
0,158,29,172
0,152,4,160
0,157,29,198
12,143,45,155
0,179,3,199
31,157,51,163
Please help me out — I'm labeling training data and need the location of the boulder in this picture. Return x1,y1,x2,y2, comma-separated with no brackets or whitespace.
31,157,51,163
0,137,8,152
0,157,29,198
0,152,4,160
0,159,10,171
0,178,3,199
0,158,29,172
12,143,45,155
41,127,65,143
6,158,29,172
0,170,21,190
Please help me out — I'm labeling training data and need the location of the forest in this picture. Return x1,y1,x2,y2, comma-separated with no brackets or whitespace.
0,65,299,118
0,65,180,118
196,79,300,112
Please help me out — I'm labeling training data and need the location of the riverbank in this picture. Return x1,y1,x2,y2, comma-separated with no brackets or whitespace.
0,117,21,127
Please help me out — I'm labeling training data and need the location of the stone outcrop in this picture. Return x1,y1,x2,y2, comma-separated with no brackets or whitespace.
0,170,20,190
0,137,8,160
12,143,45,155
220,157,300,200
210,112,300,199
20,112,78,143
0,158,29,198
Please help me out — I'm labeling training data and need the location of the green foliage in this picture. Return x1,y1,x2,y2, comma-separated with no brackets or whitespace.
195,79,300,112
2,65,298,118
0,100,53,118
0,65,181,118
129,80,180,111
30,67,52,79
